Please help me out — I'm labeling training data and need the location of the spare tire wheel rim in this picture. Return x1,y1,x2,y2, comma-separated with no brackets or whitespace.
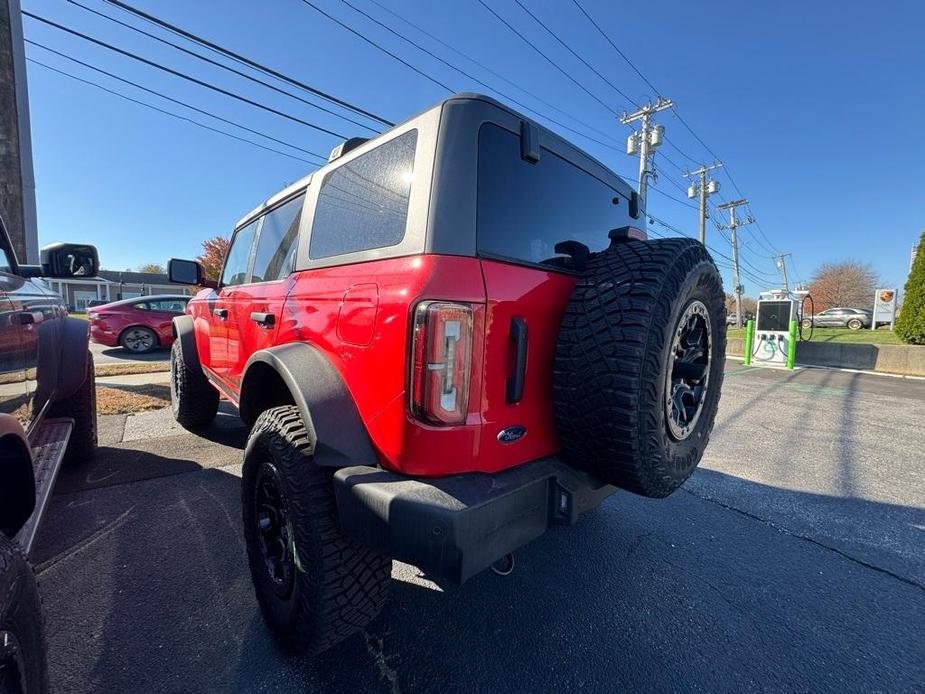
665,299,712,441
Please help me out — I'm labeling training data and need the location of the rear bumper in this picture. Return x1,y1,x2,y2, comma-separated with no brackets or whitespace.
89,324,118,346
333,457,616,585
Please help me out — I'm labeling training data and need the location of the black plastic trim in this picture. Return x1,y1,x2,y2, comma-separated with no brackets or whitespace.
54,317,90,401
334,457,616,584
240,343,378,468
171,314,203,374
506,317,528,403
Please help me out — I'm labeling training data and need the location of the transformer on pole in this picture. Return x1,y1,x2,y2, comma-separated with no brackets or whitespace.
620,96,673,213
683,162,723,246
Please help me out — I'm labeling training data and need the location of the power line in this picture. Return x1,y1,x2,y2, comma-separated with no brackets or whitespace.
511,0,638,108
26,39,328,162
67,0,380,134
363,0,626,149
102,0,393,127
568,0,781,256
476,0,617,115
331,0,631,156
647,212,774,288
569,0,658,95
297,0,453,93
23,10,351,140
27,57,318,164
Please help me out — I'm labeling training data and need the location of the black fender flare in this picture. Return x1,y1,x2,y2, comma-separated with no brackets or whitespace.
0,416,35,535
55,317,90,400
239,343,378,469
171,314,202,372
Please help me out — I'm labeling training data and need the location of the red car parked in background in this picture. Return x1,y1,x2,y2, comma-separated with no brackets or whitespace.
88,294,190,354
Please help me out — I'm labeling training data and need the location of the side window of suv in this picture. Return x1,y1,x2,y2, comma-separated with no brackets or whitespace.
221,220,259,287
309,130,417,260
251,194,304,283
0,245,13,274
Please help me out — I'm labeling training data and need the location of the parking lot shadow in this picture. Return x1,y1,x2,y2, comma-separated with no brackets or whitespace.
34,462,925,693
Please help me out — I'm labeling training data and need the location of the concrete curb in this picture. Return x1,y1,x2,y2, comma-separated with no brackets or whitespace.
96,371,171,387
726,338,925,377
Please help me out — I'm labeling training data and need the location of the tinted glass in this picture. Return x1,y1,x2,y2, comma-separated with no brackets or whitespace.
252,194,304,282
309,130,417,259
0,246,12,274
148,298,188,312
477,123,629,269
221,221,258,287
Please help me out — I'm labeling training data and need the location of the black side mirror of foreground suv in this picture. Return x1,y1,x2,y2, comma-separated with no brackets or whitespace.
18,242,100,279
168,257,216,288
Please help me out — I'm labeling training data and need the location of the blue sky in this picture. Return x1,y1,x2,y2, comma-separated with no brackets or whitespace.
21,0,924,292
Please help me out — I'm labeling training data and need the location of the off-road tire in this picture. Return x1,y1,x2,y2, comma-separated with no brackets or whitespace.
554,238,726,498
170,341,219,429
48,351,97,465
0,536,48,694
242,405,391,654
847,318,862,330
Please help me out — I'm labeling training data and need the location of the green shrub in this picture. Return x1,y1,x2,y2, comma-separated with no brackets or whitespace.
896,231,925,344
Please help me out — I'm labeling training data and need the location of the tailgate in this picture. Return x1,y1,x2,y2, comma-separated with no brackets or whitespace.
477,259,576,472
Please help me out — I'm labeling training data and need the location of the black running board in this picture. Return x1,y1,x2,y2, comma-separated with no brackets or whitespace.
14,417,73,556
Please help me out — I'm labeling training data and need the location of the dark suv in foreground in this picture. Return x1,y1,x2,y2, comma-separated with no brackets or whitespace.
0,219,99,694
168,94,726,655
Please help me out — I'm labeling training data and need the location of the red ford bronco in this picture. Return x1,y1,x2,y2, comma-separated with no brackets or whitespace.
168,94,725,654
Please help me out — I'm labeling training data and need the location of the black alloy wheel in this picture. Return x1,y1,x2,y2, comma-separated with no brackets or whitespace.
665,300,712,441
253,462,296,598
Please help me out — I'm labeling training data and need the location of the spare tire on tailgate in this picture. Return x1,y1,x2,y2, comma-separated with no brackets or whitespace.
554,237,726,498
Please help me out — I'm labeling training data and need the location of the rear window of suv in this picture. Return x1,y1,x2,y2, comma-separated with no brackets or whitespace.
309,130,417,260
477,123,628,269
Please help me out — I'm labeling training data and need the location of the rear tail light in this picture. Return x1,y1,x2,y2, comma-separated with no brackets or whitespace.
410,301,473,425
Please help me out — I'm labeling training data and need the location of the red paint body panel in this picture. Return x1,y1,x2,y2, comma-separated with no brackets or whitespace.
477,259,575,470
190,254,574,477
89,302,182,349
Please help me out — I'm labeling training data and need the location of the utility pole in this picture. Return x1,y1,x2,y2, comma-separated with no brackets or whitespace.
684,162,723,245
717,199,754,328
775,253,792,292
621,96,673,212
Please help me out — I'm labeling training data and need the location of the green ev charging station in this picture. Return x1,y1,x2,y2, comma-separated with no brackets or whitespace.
743,291,804,369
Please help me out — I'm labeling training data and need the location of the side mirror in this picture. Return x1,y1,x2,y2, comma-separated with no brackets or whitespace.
40,243,99,278
168,258,214,288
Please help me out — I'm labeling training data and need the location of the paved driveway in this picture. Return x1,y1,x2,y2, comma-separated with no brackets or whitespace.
34,363,925,693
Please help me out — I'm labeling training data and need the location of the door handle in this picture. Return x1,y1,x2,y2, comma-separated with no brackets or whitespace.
16,311,41,325
250,312,276,327
506,317,528,404
213,308,228,319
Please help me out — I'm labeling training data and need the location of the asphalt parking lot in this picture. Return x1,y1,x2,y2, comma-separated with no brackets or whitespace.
33,361,925,693
90,340,170,366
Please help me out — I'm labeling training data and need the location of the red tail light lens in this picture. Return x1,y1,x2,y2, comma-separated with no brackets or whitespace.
410,301,473,425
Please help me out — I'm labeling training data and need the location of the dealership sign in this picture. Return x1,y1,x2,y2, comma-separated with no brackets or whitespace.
872,288,897,329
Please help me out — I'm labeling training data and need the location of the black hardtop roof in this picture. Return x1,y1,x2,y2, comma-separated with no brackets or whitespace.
236,93,632,229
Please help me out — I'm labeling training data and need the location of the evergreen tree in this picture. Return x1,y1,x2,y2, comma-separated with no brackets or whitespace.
896,231,925,344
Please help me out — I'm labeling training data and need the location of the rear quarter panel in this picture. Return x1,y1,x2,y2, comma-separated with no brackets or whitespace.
278,255,486,476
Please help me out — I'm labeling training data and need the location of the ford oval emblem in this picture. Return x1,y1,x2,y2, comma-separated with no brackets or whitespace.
497,426,527,444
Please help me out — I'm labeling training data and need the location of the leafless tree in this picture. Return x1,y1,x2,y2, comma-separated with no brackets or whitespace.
808,261,879,310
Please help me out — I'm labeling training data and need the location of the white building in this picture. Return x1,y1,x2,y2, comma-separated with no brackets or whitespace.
43,270,186,311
